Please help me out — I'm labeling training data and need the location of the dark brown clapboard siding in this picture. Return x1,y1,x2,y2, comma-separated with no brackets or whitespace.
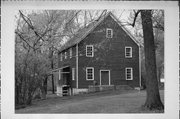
58,14,140,89
58,45,77,87
77,15,140,88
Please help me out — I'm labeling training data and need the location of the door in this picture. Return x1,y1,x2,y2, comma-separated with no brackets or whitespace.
100,70,110,85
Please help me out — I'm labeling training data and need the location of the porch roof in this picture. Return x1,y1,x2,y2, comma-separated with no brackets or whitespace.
48,66,70,75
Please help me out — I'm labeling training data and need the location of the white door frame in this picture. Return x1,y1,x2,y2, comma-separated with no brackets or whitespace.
100,70,111,86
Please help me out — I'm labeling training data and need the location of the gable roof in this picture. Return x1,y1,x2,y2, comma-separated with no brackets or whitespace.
59,12,141,52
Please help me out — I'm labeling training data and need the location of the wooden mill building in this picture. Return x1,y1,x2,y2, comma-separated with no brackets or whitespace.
52,12,141,96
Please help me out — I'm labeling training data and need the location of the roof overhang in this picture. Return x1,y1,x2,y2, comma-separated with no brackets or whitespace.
59,12,143,52
48,65,70,74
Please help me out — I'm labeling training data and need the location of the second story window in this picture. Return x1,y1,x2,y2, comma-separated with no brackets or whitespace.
60,53,63,61
125,47,132,58
86,45,94,57
106,28,113,38
70,48,72,58
64,51,67,59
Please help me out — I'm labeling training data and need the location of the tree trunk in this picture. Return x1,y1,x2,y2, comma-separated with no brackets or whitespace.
44,76,48,94
141,10,164,110
51,59,55,94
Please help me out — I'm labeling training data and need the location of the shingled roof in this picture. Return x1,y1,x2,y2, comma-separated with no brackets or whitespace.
59,12,141,52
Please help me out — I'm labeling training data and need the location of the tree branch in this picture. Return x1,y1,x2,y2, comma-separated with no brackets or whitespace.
131,10,141,27
15,30,35,50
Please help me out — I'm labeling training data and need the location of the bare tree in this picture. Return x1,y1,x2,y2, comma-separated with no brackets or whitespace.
15,10,80,106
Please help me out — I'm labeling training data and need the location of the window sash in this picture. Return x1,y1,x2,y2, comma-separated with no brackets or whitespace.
65,51,67,59
60,53,62,61
86,67,94,80
86,45,94,57
70,48,72,58
125,47,132,58
106,28,113,38
126,68,133,80
72,68,75,80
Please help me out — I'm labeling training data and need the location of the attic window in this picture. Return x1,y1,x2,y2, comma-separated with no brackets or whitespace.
106,28,113,38
86,45,94,57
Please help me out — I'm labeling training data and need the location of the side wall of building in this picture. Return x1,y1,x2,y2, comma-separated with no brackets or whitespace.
58,45,77,88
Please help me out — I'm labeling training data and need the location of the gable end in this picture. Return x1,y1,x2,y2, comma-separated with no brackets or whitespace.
109,13,140,47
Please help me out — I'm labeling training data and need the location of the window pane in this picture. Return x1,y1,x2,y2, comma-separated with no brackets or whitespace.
86,46,93,57
107,30,111,37
126,47,132,57
70,48,72,58
106,28,113,38
72,68,75,80
126,68,132,80
87,68,93,80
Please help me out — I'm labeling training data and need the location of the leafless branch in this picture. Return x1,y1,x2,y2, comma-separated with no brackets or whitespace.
19,10,46,42
118,10,125,19
15,30,35,50
96,10,107,21
131,10,141,27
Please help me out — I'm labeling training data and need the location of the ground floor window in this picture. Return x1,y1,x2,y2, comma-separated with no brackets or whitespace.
86,67,94,80
59,70,61,80
72,68,75,80
126,68,133,80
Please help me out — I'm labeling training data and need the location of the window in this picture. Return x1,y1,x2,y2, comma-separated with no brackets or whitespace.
72,68,75,80
59,70,61,80
86,67,94,80
126,68,133,80
125,47,132,58
86,45,94,57
106,28,113,38
64,51,67,59
70,48,72,58
60,53,63,61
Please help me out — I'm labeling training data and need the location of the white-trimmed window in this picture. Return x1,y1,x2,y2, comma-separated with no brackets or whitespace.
86,45,94,57
125,47,132,58
126,68,133,80
60,53,63,61
72,68,75,80
59,70,61,80
70,48,72,58
106,28,113,38
64,51,67,59
86,67,94,80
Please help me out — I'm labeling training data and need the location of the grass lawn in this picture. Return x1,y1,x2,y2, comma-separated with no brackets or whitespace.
15,89,164,113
